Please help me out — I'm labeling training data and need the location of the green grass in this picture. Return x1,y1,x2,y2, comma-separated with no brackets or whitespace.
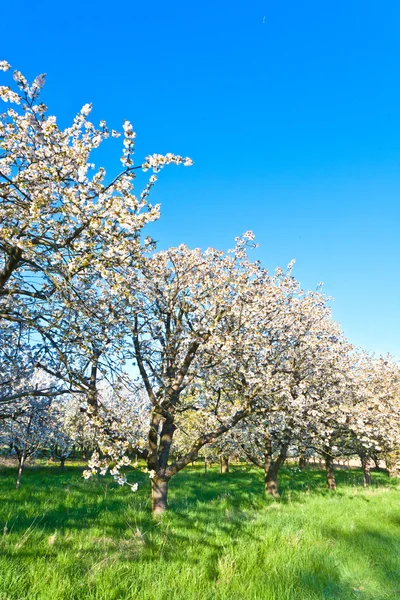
0,462,399,600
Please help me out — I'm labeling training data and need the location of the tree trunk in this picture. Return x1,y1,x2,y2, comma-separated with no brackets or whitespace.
220,455,229,474
360,455,371,487
204,456,207,476
60,457,65,471
298,452,306,469
16,452,26,490
263,431,288,498
324,454,336,490
151,477,169,515
265,466,280,498
373,456,382,471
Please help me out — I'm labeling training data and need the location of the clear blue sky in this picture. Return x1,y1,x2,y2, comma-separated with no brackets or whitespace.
2,0,400,357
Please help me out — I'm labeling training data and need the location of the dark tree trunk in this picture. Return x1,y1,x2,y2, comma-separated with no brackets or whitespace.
151,477,169,515
220,455,229,474
148,415,176,516
60,457,65,471
372,456,382,471
264,465,280,498
324,453,336,490
360,455,371,487
298,452,306,469
264,432,288,498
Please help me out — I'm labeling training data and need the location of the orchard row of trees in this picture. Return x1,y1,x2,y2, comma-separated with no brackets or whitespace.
1,62,399,513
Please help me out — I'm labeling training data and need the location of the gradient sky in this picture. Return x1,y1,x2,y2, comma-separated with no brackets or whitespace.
2,0,399,356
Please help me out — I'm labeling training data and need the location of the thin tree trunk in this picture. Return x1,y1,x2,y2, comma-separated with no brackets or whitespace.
373,457,382,471
60,457,65,471
220,455,229,474
360,455,371,486
204,456,207,476
324,453,336,490
16,413,33,490
16,452,26,490
151,477,169,515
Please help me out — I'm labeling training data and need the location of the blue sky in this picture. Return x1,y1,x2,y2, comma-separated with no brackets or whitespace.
2,0,400,356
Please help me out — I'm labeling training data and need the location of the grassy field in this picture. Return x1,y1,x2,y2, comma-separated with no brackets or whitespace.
0,462,399,600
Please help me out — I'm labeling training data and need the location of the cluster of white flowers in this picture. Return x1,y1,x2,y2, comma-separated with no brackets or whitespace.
142,153,193,172
0,60,11,71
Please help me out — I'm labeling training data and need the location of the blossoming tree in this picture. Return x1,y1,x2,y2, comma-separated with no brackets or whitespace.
0,60,192,417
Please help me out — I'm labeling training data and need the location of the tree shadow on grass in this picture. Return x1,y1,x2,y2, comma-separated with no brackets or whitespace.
0,465,153,537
